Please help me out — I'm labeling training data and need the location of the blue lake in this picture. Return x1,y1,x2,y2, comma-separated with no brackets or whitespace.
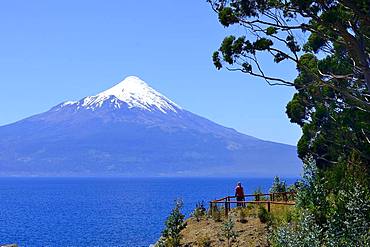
0,177,297,247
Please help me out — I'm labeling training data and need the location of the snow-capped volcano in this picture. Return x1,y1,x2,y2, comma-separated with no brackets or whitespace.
62,76,180,113
0,75,301,177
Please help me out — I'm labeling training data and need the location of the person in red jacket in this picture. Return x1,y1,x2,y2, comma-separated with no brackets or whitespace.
235,182,245,207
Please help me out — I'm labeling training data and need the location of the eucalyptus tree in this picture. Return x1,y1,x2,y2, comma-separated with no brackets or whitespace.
209,0,370,169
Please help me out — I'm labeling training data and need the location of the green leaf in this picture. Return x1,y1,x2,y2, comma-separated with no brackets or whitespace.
266,26,278,35
218,7,239,27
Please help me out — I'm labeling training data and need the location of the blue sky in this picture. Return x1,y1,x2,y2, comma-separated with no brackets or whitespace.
0,0,301,145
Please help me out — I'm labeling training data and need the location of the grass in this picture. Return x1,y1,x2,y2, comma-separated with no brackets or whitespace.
230,203,297,226
269,204,297,226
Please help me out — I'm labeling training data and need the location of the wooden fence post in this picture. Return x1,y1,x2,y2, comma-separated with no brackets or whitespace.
225,198,229,217
267,201,271,212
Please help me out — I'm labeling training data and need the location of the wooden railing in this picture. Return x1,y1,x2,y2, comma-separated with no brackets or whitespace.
209,191,296,216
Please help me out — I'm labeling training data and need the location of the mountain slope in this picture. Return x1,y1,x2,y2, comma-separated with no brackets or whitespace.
0,76,301,177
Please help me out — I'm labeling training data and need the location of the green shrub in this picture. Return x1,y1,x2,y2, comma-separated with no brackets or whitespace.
192,201,206,222
238,208,248,223
220,218,238,247
258,205,271,223
284,208,295,223
269,176,288,201
286,184,297,201
271,159,370,247
210,204,222,222
272,210,323,247
158,199,187,247
246,203,254,210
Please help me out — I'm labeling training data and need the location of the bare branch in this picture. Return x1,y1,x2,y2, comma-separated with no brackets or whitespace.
226,67,294,86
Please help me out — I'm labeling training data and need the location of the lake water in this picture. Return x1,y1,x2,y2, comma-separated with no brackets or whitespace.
0,177,297,247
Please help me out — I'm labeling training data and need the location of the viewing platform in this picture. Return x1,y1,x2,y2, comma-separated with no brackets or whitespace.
209,191,296,216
